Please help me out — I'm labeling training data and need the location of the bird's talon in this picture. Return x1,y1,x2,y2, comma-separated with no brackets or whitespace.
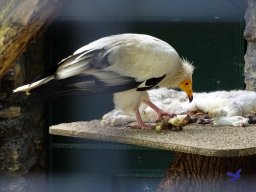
157,112,176,121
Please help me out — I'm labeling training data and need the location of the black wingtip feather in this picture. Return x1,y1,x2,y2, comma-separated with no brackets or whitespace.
27,75,141,102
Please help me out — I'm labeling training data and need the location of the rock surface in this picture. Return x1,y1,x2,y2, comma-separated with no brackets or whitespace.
0,38,46,192
244,0,256,90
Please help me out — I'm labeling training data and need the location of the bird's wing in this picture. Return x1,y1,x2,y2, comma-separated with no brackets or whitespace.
28,74,141,101
55,34,180,90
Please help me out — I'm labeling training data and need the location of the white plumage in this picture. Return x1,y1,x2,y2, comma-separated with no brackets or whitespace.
102,88,254,127
13,33,194,129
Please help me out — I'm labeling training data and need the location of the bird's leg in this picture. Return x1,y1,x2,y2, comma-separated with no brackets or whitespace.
143,100,175,120
127,109,153,129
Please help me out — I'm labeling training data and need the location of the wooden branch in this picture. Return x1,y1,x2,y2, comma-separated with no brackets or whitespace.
0,0,68,78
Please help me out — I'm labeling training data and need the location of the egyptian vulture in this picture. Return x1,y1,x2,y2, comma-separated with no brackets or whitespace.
13,33,194,129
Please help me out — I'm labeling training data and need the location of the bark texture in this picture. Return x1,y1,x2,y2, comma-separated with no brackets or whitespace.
0,0,67,78
158,152,256,192
244,0,256,90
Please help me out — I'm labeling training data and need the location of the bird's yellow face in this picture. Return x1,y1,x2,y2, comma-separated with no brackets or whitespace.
178,79,193,102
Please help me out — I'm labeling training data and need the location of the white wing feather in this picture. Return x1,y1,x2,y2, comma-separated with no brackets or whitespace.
74,33,180,82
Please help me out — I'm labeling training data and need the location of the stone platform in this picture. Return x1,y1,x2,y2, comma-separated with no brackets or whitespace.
50,120,256,157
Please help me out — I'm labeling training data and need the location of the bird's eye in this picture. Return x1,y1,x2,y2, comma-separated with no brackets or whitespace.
185,83,189,85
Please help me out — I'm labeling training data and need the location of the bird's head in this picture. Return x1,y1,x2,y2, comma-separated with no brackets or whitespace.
178,78,193,102
157,58,194,102
178,59,194,102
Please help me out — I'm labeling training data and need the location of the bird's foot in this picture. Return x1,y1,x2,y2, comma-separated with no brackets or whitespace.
143,100,176,120
126,122,153,129
157,110,176,121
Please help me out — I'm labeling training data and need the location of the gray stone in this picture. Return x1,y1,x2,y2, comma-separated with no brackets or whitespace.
244,0,256,90
244,0,256,41
0,37,46,192
50,120,256,157
0,118,36,174
0,106,21,118
0,174,45,192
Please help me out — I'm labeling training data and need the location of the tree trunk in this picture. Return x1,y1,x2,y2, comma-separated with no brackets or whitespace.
158,152,256,192
0,0,67,78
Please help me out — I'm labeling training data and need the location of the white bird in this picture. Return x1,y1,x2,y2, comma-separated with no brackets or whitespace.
13,33,194,129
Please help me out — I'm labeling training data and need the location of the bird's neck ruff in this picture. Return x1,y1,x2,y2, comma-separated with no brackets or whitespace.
159,59,194,88
177,58,194,81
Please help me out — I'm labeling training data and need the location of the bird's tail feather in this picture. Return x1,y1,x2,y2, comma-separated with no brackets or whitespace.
15,74,140,102
13,76,54,95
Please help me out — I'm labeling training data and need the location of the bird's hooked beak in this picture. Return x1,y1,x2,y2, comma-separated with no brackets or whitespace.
178,79,193,102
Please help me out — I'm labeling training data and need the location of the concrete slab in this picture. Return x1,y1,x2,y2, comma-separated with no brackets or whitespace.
49,120,256,157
